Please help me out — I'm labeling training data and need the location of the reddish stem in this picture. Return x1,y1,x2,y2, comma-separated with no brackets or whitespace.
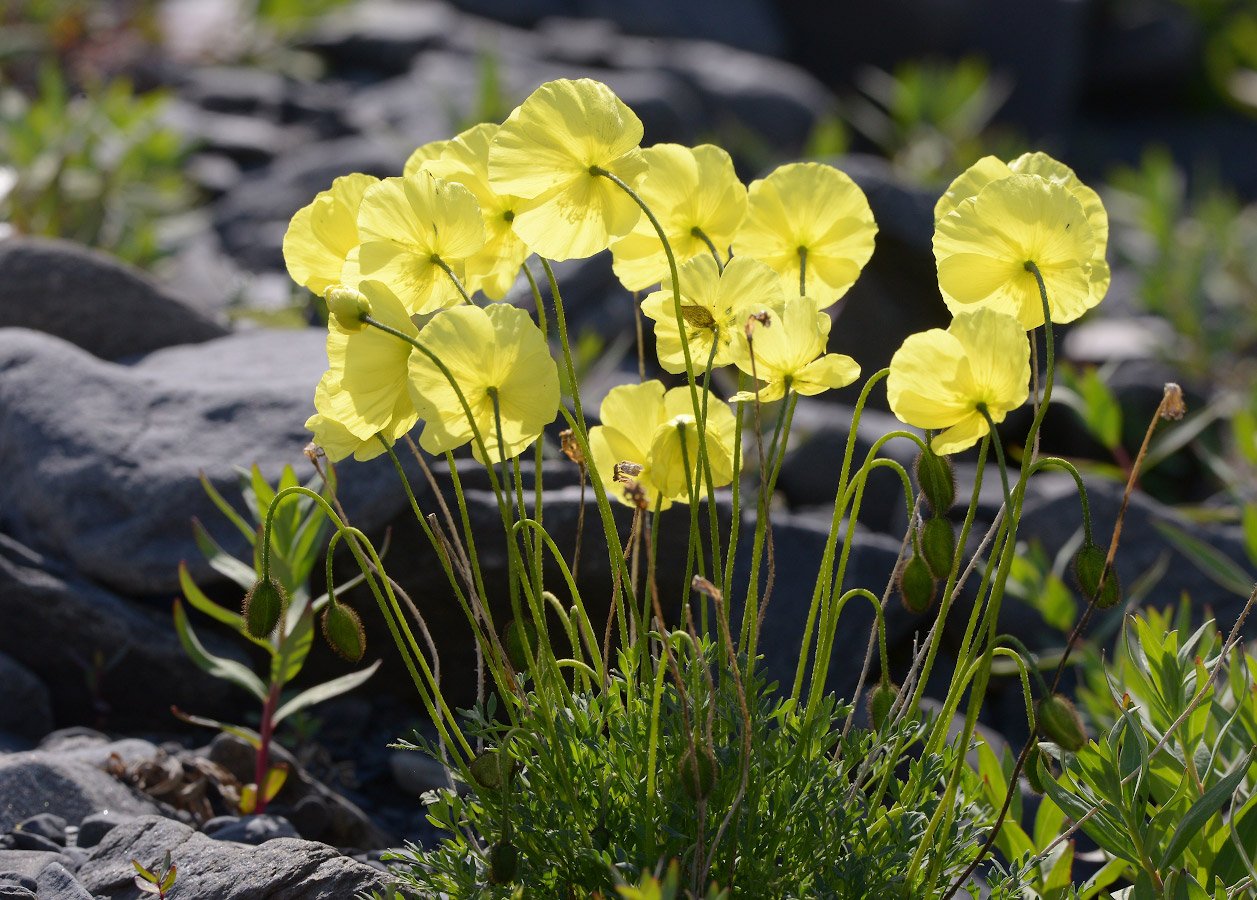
253,681,282,814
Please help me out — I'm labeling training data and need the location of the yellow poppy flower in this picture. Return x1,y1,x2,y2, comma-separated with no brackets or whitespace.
488,78,646,261
282,173,378,295
589,381,737,511
419,123,530,300
733,162,877,306
305,379,417,463
407,303,559,464
732,296,860,402
887,307,1030,455
314,280,420,442
403,138,451,177
641,255,783,374
609,143,747,291
356,172,485,315
934,153,1109,328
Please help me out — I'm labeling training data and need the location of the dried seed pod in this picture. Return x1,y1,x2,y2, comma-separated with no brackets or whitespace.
321,602,366,662
1036,694,1087,752
898,555,937,614
914,448,956,515
243,578,287,638
919,516,956,580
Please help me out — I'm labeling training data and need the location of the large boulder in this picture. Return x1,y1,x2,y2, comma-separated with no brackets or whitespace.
0,238,227,360
78,816,392,899
0,752,163,835
0,655,52,744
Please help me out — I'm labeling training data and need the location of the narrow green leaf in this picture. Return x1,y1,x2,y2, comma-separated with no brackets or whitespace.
160,865,177,892
1153,518,1255,598
1078,367,1122,450
179,561,247,631
172,600,267,702
191,519,258,590
1033,794,1066,850
1040,775,1136,864
271,605,314,687
1242,505,1257,568
262,764,288,802
170,707,262,748
1159,750,1254,869
198,471,254,543
272,659,382,725
131,860,155,881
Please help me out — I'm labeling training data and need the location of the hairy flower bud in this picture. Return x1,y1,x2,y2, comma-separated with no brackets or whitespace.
488,839,518,884
914,448,956,514
321,602,366,662
468,749,513,792
868,681,900,731
503,618,539,672
243,578,287,638
919,516,956,580
679,742,716,800
1073,542,1121,609
1024,743,1048,794
1036,694,1087,752
898,555,937,614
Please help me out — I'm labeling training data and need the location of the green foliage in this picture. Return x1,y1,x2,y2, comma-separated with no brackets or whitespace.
1046,604,1257,895
1107,148,1257,379
175,465,379,812
132,850,177,898
386,641,997,898
0,64,192,266
842,57,1019,182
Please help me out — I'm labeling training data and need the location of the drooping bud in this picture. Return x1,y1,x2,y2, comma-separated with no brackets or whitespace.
679,742,716,800
868,681,900,731
243,578,287,638
919,516,956,580
323,285,371,332
898,555,937,614
1073,542,1121,609
487,839,518,884
321,602,366,662
503,618,539,672
468,749,513,792
914,448,956,515
1036,694,1088,752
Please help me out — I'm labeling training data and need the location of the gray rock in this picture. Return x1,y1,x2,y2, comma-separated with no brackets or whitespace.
181,66,287,117
0,238,228,360
75,813,129,850
304,0,457,74
0,534,238,727
0,753,163,835
0,872,36,892
79,816,392,899
0,854,55,886
36,733,161,771
12,816,65,847
204,815,300,845
34,862,92,899
0,655,52,742
0,885,35,899
6,836,58,855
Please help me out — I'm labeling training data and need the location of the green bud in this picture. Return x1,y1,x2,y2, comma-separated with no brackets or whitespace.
243,578,287,638
915,448,956,514
321,602,366,662
502,618,539,672
679,743,716,800
323,285,371,332
487,839,518,884
1073,542,1121,609
1024,744,1047,794
898,555,937,614
868,681,900,731
1036,694,1087,752
919,516,956,580
468,749,513,792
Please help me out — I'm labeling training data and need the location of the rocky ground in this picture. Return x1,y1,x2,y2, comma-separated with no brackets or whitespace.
1,1,1251,896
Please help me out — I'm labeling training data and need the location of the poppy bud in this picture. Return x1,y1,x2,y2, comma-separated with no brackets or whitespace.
915,448,956,515
503,618,539,672
469,749,512,792
1073,542,1121,609
488,840,518,883
243,578,287,638
919,516,956,580
679,743,716,800
1036,694,1087,752
868,681,900,731
321,602,366,662
898,555,937,614
1024,744,1047,794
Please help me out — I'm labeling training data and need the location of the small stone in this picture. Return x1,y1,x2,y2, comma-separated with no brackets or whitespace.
76,812,130,850
206,815,301,845
288,796,331,842
201,816,241,836
0,885,36,899
35,862,91,899
57,846,90,871
14,814,67,846
0,874,36,891
10,833,61,853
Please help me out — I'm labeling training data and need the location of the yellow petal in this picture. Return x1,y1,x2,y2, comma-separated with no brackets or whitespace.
933,156,1011,221
282,173,377,294
792,353,861,395
949,308,1030,416
887,329,973,430
931,412,990,456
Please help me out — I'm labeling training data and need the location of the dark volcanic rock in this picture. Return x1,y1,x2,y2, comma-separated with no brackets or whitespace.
0,238,228,360
0,654,52,743
0,753,162,835
78,816,392,899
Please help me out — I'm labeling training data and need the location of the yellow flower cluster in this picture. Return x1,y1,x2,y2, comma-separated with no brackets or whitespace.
888,154,1110,453
282,73,1106,489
